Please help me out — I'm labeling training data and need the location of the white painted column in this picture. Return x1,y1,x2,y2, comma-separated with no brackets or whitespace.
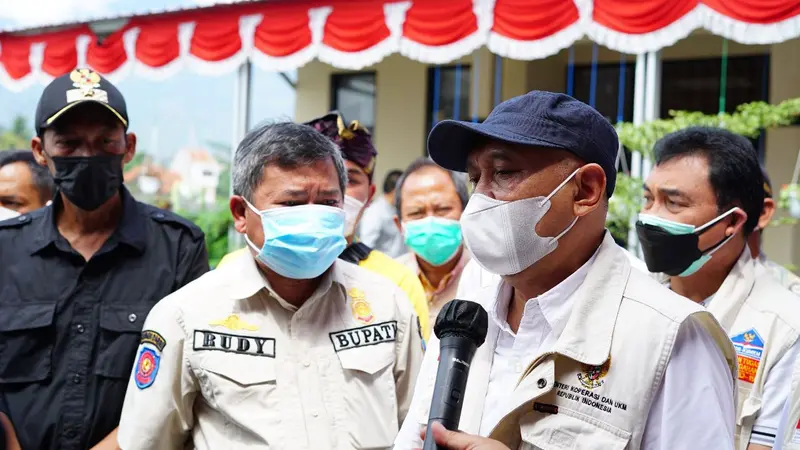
643,50,662,179
228,60,253,252
627,53,647,252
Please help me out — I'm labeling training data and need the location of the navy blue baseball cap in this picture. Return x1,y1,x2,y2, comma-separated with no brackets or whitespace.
428,90,620,195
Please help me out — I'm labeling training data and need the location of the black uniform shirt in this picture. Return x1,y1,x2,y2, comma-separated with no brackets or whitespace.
0,187,209,450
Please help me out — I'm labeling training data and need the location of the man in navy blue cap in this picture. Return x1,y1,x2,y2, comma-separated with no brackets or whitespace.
394,91,738,450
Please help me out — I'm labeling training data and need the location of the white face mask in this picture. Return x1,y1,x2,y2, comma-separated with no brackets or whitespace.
0,206,19,221
460,169,580,276
343,195,366,237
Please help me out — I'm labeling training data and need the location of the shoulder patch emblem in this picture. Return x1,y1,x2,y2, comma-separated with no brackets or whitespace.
135,330,166,389
349,288,374,324
209,314,259,331
577,358,610,389
731,328,764,384
141,330,166,351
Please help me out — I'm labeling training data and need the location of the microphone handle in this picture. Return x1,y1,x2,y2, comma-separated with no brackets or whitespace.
422,336,478,450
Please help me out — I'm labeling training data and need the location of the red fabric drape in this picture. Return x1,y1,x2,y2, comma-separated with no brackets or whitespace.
253,5,312,57
189,15,242,62
593,0,698,34
4,0,800,86
703,0,800,23
40,31,81,77
323,3,390,52
135,21,181,68
0,37,33,80
403,0,478,46
87,28,129,74
493,0,580,40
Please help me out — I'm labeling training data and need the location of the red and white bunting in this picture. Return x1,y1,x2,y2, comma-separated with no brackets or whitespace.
1,0,798,91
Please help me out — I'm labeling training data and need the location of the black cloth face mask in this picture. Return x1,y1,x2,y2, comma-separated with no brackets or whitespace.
50,154,124,211
635,209,738,276
635,222,705,276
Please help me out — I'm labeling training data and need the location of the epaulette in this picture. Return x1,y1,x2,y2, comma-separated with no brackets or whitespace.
147,207,204,240
0,213,33,229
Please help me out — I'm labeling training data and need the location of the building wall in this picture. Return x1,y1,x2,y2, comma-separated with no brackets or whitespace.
295,50,495,188
296,35,800,266
764,39,800,266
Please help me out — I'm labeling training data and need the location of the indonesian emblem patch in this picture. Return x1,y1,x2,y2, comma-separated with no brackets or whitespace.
577,358,611,389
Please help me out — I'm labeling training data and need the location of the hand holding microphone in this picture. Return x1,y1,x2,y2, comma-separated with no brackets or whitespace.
422,299,489,450
420,422,512,450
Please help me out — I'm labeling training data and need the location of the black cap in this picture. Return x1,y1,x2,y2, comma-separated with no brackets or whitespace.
428,90,620,195
433,299,489,346
35,68,128,136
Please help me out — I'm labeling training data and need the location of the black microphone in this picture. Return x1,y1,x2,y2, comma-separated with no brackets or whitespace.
422,299,489,450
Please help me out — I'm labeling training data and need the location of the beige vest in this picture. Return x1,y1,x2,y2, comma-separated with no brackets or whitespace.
779,354,800,449
703,250,800,450
412,234,737,449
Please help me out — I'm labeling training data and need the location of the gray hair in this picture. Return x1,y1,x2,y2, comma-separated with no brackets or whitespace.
232,122,348,201
394,157,469,216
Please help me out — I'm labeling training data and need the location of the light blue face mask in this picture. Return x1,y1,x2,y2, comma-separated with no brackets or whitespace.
403,216,463,266
637,208,739,277
244,201,347,280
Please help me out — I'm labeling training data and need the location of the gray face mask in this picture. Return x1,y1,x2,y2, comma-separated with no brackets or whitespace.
460,169,580,276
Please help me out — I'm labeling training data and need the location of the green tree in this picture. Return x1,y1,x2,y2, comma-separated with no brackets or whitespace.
177,205,233,268
0,115,30,150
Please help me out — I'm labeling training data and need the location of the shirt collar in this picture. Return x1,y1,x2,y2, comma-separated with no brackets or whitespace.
28,186,147,255
220,251,341,311
489,244,599,338
415,247,470,296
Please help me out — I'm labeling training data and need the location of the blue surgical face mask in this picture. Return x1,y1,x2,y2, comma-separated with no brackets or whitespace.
636,207,740,277
403,216,463,266
244,200,347,280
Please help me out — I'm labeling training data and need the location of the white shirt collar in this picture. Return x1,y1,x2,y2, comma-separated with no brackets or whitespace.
489,246,601,337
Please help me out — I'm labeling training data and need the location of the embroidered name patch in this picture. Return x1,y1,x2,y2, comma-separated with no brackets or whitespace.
134,330,166,389
731,328,764,384
192,330,276,357
330,320,397,352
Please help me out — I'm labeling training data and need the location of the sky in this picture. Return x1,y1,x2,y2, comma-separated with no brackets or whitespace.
0,0,297,164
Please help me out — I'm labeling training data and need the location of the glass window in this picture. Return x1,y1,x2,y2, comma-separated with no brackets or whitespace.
427,65,472,140
571,61,635,124
571,54,769,159
331,72,377,133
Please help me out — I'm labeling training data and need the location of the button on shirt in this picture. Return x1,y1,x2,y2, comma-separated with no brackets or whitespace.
118,254,424,450
0,187,209,450
479,251,735,449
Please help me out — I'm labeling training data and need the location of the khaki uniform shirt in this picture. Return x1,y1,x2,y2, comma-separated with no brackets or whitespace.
396,248,470,333
117,254,424,450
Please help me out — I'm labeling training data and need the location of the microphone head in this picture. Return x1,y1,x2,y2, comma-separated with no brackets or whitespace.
433,299,489,347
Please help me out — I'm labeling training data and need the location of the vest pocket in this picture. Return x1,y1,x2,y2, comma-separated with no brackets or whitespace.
519,407,631,450
0,303,56,383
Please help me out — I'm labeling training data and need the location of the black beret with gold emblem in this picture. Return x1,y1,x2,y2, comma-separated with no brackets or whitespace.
35,68,128,136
